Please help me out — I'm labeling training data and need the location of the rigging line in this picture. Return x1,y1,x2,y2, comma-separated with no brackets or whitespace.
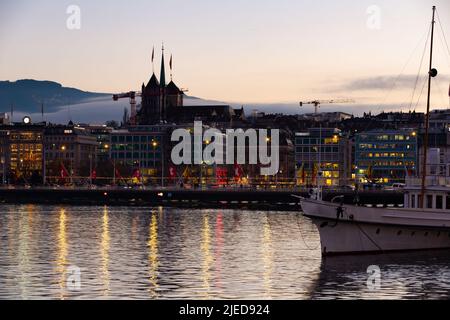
380,22,431,106
436,11,450,62
409,24,432,111
434,78,449,108
413,74,429,111
435,19,450,70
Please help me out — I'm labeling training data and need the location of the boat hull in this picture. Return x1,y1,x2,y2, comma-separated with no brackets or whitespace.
300,198,450,255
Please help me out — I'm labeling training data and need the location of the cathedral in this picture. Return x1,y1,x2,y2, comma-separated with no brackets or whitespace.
136,46,244,126
137,47,184,125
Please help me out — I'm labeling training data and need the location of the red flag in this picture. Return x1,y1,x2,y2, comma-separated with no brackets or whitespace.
216,167,228,185
234,164,244,182
169,165,177,181
132,169,141,179
60,163,70,179
115,168,122,179
151,47,155,63
169,54,173,70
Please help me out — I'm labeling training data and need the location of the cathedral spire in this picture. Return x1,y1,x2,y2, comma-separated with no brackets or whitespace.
160,43,166,88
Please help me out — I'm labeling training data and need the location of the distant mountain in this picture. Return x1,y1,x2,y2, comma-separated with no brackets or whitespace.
0,79,110,113
0,79,378,124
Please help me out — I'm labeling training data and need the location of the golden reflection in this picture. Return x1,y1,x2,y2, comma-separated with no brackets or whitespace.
148,211,159,298
201,214,213,299
214,212,224,289
261,215,273,298
56,208,68,300
18,208,32,299
100,206,110,295
26,204,35,230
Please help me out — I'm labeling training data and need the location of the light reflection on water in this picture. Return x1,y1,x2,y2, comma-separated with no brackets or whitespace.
1,205,450,299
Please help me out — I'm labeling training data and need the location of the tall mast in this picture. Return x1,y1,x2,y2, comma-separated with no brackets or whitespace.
420,6,437,208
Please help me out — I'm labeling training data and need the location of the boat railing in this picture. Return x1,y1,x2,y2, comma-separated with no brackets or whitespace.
405,163,450,187
406,176,450,187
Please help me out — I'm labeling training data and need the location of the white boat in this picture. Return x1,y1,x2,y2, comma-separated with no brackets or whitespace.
300,178,450,255
299,5,450,256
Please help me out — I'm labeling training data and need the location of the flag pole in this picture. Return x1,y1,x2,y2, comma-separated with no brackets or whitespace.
170,54,173,81
152,46,155,74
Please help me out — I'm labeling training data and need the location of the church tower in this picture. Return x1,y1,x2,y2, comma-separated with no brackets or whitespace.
160,45,166,122
137,44,183,124
138,73,161,124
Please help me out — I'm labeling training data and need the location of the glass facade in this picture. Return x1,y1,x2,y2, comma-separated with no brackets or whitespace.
110,131,163,176
355,130,417,183
295,128,345,186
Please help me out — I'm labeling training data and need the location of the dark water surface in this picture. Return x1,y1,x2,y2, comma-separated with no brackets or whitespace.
1,205,450,299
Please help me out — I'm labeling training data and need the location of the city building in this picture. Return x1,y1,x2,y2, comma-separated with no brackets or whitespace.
0,118,45,184
110,125,168,184
295,128,350,187
355,129,418,184
82,124,113,162
44,124,98,182
417,113,450,176
429,109,450,131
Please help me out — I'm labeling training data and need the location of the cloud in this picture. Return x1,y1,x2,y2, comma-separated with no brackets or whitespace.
341,74,450,91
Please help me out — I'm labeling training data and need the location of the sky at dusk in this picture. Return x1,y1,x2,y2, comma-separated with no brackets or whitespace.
1,0,450,115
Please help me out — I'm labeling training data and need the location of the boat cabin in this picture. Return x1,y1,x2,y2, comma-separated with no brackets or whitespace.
404,186,450,211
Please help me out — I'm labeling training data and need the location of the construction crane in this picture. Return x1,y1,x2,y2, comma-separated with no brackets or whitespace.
299,99,355,114
113,91,141,125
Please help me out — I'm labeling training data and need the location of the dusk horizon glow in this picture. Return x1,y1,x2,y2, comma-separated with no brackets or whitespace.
1,0,450,111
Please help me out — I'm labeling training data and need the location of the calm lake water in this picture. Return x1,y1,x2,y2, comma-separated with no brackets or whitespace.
1,205,450,300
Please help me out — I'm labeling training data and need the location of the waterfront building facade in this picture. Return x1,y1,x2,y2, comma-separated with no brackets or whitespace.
0,121,45,184
110,125,167,184
83,125,113,162
44,125,98,181
295,128,350,187
355,129,418,184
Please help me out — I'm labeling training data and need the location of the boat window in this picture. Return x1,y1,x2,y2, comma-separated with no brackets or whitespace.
436,195,443,209
426,195,433,209
411,194,416,208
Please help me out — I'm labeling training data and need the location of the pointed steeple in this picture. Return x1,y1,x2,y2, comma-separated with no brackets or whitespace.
160,44,166,88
